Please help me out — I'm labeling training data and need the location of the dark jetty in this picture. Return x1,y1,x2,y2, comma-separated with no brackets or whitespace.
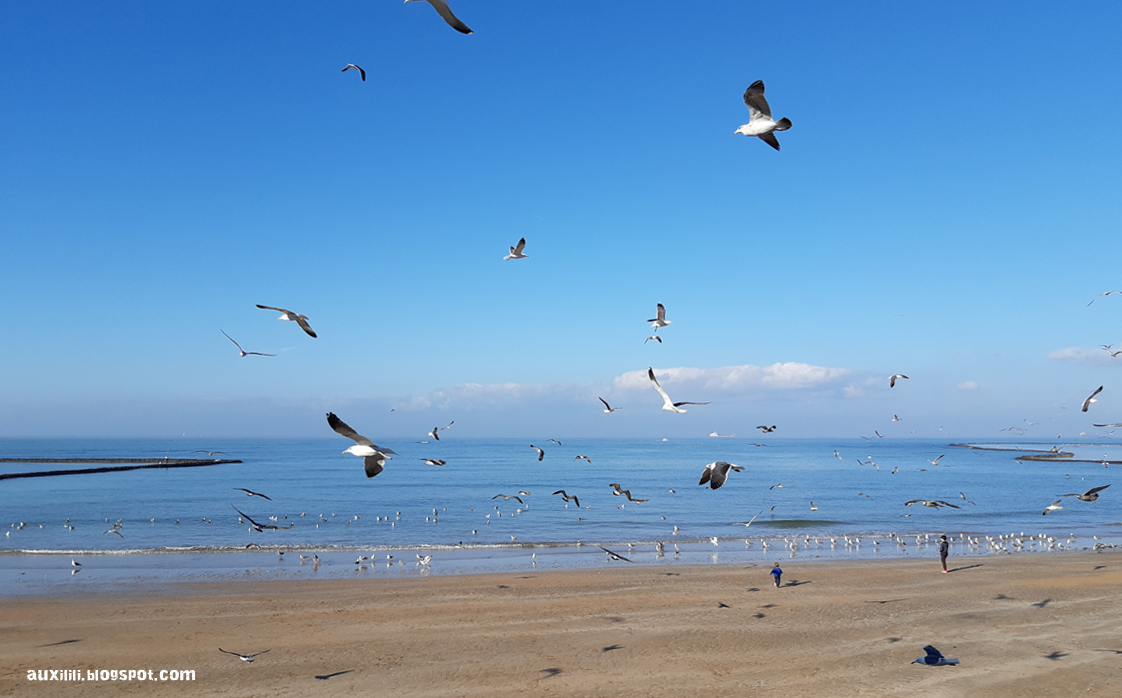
0,458,241,481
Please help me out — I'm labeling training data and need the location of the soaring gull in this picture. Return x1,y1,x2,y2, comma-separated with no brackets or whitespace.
889,374,909,388
341,64,366,81
428,427,440,441
903,500,960,509
231,504,293,531
913,646,958,666
503,237,527,260
1060,484,1110,502
609,483,648,503
326,412,397,478
598,546,634,563
648,367,710,413
1088,290,1122,306
219,648,270,663
599,397,621,413
648,303,671,329
1082,385,1104,412
256,304,317,338
698,461,743,490
492,494,524,504
233,488,272,501
404,0,473,34
1042,500,1063,515
420,458,446,466
733,80,792,151
530,445,544,461
757,425,777,433
552,490,580,507
220,330,276,357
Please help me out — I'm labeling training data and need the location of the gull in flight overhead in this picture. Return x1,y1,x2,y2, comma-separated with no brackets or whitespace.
104,528,123,537
492,494,524,504
1042,500,1063,515
231,505,294,531
734,80,792,151
598,546,634,563
1060,484,1110,502
889,374,909,388
769,483,783,490
442,421,455,430
959,492,976,505
903,500,960,509
552,490,580,507
420,458,446,466
609,483,648,503
892,414,902,422
648,303,671,329
219,648,270,663
404,0,472,34
220,330,276,358
255,305,317,338
428,427,440,441
1082,386,1104,412
530,445,544,461
734,511,764,528
326,412,397,478
648,367,710,413
341,64,366,81
599,397,622,413
1088,291,1122,306
574,455,592,463
833,450,842,460
810,502,818,511
503,237,527,260
927,455,945,466
699,461,744,490
234,488,272,501
195,450,227,456
913,646,958,666
644,335,662,344
757,425,777,433
1093,423,1122,428
549,439,562,446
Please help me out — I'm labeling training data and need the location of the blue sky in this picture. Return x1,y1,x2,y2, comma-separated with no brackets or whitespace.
2,2,1120,439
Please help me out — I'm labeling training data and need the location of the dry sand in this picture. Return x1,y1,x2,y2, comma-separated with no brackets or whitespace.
4,551,1122,697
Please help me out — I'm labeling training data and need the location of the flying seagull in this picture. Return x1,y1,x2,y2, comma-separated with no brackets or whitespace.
734,80,792,151
219,648,271,663
889,374,909,388
757,425,777,433
574,455,592,463
492,494,524,504
1092,423,1122,427
428,427,440,441
599,397,621,413
647,303,671,329
598,546,634,563
104,528,123,537
734,511,764,528
553,490,580,507
927,455,945,466
503,237,527,260
609,483,648,503
1082,386,1104,412
195,450,227,456
644,335,662,344
959,492,976,505
341,64,366,81
1042,500,1063,515
326,412,397,478
220,330,276,358
549,438,562,446
648,367,710,413
420,458,446,466
530,445,544,461
404,0,472,34
442,421,455,430
1060,484,1110,502
1088,291,1122,306
255,304,317,338
699,461,743,490
234,488,272,501
231,504,294,531
903,500,960,509
913,646,958,666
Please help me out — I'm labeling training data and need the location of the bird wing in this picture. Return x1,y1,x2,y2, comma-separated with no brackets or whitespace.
513,236,526,254
424,0,473,34
742,80,772,121
255,304,291,314
655,303,666,322
708,462,734,489
698,463,713,486
674,401,711,407
1083,385,1104,411
327,412,374,446
934,501,960,509
932,455,944,465
1086,485,1111,496
246,650,271,658
363,455,386,478
599,397,612,411
231,504,262,530
923,646,945,660
220,330,243,351
757,131,781,151
294,315,317,338
648,367,675,408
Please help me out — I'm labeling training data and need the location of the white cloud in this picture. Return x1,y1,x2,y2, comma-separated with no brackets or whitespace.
957,381,979,391
613,363,852,394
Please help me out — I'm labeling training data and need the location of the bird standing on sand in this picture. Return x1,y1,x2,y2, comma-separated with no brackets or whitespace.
699,461,743,490
341,64,366,81
256,305,317,338
503,237,527,260
404,0,472,34
648,367,710,413
326,412,397,478
734,80,792,151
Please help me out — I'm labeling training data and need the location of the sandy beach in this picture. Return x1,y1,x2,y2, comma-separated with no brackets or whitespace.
4,551,1122,696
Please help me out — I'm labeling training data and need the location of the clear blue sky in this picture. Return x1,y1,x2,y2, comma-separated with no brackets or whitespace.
2,2,1120,439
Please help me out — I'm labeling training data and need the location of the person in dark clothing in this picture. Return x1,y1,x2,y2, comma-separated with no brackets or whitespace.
938,534,949,573
771,562,783,587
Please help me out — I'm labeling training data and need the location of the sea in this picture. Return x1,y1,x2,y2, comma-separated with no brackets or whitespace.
2,437,1120,595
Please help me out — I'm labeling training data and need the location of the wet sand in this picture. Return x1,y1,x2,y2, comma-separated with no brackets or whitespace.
4,551,1122,697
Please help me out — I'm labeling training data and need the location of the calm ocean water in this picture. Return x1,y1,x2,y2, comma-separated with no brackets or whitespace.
2,437,1120,593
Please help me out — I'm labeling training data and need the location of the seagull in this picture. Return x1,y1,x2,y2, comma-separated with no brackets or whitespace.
892,414,902,422
71,559,81,568
195,450,227,456
255,305,317,338
574,455,592,463
1060,484,1110,502
959,492,976,505
1082,386,1104,412
549,439,562,446
416,554,433,566
219,648,270,663
231,505,294,531
530,445,544,461
442,421,455,430
553,490,580,507
647,303,671,329
927,455,945,466
903,500,960,509
698,461,743,490
503,237,527,260
913,646,958,666
428,427,440,441
220,330,276,358
769,483,783,490
1042,500,1063,515
104,529,123,537
734,511,764,528
326,412,396,478
833,450,842,460
644,335,662,344
341,64,366,81
1088,291,1122,306
889,374,909,388
733,80,792,151
609,483,648,503
648,367,710,413
598,397,621,413
492,494,524,504
1092,423,1122,427
404,0,472,34
233,488,272,501
420,458,446,466
810,502,818,511
757,425,777,433
598,546,634,563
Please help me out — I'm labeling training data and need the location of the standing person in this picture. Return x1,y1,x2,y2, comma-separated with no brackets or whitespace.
771,562,783,587
938,534,949,573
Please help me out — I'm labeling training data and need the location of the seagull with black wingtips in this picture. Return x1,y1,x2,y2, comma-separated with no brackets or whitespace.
326,412,396,478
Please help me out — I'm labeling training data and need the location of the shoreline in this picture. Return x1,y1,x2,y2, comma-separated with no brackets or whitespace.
4,551,1122,696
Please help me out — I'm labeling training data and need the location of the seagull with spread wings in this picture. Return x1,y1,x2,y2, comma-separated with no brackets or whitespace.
530,445,544,461
913,645,958,666
889,374,909,388
733,80,792,151
552,490,580,507
341,64,366,81
647,303,671,329
1060,484,1110,502
326,412,396,478
219,648,271,663
220,330,276,358
699,461,743,490
609,483,648,503
598,397,621,413
503,237,527,260
1088,291,1122,306
256,304,317,338
903,500,960,509
231,504,293,531
648,367,710,413
233,488,272,501
1083,386,1104,412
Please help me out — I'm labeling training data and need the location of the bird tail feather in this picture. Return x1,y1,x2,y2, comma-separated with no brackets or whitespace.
774,118,792,131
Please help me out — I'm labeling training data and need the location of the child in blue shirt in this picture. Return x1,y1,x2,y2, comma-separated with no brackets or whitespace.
771,563,782,587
